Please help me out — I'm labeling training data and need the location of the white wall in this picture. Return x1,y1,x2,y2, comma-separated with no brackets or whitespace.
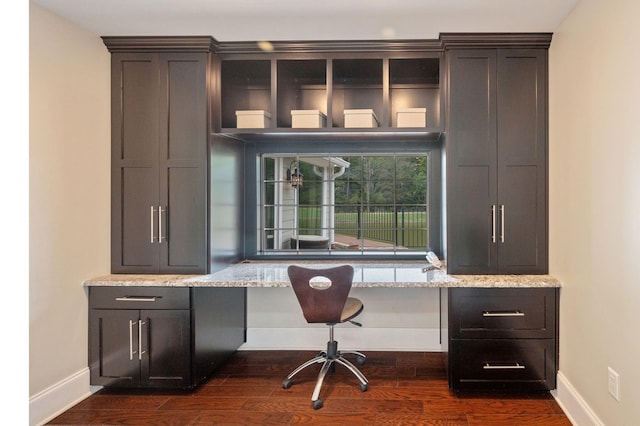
29,3,110,424
549,0,640,424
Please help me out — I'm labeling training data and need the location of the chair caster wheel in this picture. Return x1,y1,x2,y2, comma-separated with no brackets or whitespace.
356,355,366,365
313,399,323,409
282,378,292,389
360,383,368,392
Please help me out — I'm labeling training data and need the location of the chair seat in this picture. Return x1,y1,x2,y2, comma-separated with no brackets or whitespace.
341,297,363,322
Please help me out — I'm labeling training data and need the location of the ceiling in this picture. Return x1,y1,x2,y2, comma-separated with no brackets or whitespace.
32,0,580,42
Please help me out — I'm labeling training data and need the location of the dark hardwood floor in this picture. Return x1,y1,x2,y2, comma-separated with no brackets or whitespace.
48,350,571,425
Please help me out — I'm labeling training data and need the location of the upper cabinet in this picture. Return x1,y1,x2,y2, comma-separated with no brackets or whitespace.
445,40,550,274
102,34,551,275
217,41,443,137
104,37,214,274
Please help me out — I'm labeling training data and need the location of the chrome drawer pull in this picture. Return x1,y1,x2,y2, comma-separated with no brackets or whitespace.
115,296,158,302
150,206,156,243
138,320,146,360
483,363,525,370
482,310,524,317
500,204,505,243
128,320,135,360
491,205,496,243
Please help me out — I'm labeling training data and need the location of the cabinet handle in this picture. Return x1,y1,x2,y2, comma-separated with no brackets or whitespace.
491,205,496,243
483,362,525,370
138,320,146,360
150,206,156,243
128,320,135,360
482,310,524,317
500,204,505,243
115,296,158,302
158,206,165,243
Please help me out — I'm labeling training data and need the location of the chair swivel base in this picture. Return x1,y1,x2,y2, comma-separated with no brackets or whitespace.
282,340,368,409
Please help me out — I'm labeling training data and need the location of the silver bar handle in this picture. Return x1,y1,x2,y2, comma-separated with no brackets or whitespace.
500,204,505,243
138,320,146,360
150,206,156,243
128,320,135,360
491,205,496,243
483,363,525,370
483,310,525,317
158,206,164,243
115,296,158,302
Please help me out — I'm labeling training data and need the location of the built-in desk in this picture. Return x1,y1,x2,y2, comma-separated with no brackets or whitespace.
84,260,561,288
84,261,560,391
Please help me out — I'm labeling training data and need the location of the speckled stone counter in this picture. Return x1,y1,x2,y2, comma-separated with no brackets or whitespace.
84,261,561,288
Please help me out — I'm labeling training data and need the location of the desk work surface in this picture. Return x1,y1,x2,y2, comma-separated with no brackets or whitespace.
84,261,561,288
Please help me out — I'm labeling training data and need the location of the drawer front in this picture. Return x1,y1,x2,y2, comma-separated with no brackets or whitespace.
89,286,190,310
451,339,556,391
450,288,557,339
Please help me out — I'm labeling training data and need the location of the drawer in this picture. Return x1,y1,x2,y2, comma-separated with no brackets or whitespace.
450,339,556,391
449,288,557,339
89,286,191,310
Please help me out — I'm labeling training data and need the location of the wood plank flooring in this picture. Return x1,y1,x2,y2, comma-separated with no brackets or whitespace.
48,350,571,425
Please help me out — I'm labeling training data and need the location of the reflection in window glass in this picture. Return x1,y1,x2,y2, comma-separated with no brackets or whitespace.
260,153,429,255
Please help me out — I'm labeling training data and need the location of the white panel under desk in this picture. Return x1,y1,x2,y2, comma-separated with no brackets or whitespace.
244,287,441,351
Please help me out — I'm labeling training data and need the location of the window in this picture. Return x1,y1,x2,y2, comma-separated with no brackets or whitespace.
258,152,438,257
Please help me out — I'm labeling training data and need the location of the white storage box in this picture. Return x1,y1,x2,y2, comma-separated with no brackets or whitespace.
397,107,427,128
344,109,379,128
291,110,327,128
236,110,271,129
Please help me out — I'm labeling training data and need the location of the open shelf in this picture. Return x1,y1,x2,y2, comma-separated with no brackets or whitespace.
219,53,442,135
221,60,272,129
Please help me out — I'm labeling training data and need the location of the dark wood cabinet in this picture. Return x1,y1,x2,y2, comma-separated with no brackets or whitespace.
446,48,548,274
218,42,442,135
89,286,246,389
447,287,558,391
108,47,209,274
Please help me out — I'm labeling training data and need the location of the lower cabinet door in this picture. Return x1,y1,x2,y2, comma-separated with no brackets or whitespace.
451,339,556,391
141,309,191,388
89,308,192,388
89,309,142,387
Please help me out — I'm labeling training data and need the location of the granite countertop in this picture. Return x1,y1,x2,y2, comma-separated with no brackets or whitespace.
84,260,561,288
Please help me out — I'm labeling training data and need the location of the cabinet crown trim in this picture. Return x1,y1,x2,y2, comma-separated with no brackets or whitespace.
102,36,218,52
101,33,553,54
440,32,552,49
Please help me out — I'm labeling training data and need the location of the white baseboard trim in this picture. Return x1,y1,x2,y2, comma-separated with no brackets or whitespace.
239,327,442,351
552,371,605,426
29,367,97,426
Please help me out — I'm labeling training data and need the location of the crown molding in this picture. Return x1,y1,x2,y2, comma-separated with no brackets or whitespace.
102,36,219,53
101,33,553,54
439,32,552,49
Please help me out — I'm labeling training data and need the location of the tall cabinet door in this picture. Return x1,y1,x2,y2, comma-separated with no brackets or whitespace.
158,53,208,273
111,53,161,273
496,49,548,273
111,52,208,274
446,48,548,274
447,49,498,273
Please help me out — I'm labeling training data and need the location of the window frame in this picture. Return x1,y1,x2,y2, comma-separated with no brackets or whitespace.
243,138,443,261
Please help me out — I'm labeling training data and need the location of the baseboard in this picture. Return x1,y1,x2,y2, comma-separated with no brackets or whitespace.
29,367,97,426
240,327,442,351
552,371,605,426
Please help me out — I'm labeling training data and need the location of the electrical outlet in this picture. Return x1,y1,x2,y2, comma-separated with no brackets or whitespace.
608,367,621,401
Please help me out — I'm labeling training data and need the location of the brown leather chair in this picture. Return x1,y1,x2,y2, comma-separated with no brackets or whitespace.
282,265,368,409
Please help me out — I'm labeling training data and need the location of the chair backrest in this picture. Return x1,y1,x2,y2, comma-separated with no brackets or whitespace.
288,265,355,324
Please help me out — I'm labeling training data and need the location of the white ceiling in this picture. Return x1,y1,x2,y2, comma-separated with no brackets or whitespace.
32,0,580,41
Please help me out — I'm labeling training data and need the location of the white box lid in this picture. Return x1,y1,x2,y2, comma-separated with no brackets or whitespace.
344,109,379,120
397,107,427,113
236,110,271,117
291,109,326,117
